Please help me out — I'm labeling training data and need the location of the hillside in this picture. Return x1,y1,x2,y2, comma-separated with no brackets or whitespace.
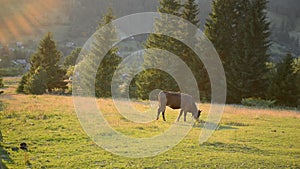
0,77,299,168
0,0,299,59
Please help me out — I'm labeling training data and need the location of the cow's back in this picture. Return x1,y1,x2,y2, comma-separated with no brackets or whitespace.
165,91,181,109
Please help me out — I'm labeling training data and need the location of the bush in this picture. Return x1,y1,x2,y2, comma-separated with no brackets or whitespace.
17,73,30,93
24,69,48,95
241,98,276,108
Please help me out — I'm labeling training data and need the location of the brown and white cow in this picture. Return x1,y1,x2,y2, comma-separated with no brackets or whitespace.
157,91,201,122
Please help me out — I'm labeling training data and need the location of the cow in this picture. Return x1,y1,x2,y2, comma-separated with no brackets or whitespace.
157,91,201,122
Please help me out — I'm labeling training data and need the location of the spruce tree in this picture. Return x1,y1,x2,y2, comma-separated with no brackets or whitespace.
64,47,82,68
75,8,121,97
228,0,270,102
18,32,66,94
181,0,211,101
205,0,237,64
246,0,270,98
93,8,121,98
205,0,241,103
205,0,271,103
136,0,182,99
30,32,64,91
268,53,298,107
75,52,98,96
182,0,200,27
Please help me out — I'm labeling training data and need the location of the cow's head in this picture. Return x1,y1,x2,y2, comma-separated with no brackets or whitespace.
193,110,202,121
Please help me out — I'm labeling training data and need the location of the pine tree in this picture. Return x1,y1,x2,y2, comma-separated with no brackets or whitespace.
18,32,66,94
93,8,121,98
136,0,182,99
181,0,211,101
205,0,237,64
248,0,271,97
227,0,270,102
75,52,98,96
205,0,242,102
268,53,298,107
157,0,182,15
64,47,82,68
24,68,48,95
30,32,65,92
182,0,200,27
74,8,121,97
205,0,271,103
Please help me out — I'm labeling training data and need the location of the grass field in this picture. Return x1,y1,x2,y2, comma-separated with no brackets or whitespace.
0,77,299,168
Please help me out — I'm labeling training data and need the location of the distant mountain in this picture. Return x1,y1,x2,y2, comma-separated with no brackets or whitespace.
0,0,299,60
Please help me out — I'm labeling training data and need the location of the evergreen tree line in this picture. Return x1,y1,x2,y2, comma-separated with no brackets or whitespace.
205,0,271,103
133,0,208,100
204,0,299,106
17,0,299,107
133,0,299,107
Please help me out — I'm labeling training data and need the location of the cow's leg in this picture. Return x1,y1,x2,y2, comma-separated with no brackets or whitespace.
157,106,165,120
184,111,188,122
162,110,166,121
157,108,161,120
157,92,167,121
177,109,184,122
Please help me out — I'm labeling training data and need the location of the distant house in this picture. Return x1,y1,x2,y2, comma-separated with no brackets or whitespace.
66,42,76,48
11,59,27,66
16,42,24,48
15,59,27,65
11,59,30,71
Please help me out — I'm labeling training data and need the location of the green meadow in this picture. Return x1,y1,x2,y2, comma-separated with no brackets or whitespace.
0,77,299,168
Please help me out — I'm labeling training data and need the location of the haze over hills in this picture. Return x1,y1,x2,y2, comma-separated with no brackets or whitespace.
0,0,299,59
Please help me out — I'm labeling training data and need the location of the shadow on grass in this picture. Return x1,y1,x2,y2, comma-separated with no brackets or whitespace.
193,121,238,130
202,141,263,154
0,126,13,169
0,143,13,169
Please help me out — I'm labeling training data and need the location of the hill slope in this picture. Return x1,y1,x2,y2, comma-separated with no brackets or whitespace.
0,77,299,168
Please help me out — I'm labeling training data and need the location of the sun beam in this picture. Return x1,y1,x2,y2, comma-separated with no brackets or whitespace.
0,0,66,44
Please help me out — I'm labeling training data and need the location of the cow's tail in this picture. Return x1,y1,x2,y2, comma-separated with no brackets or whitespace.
158,91,167,104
